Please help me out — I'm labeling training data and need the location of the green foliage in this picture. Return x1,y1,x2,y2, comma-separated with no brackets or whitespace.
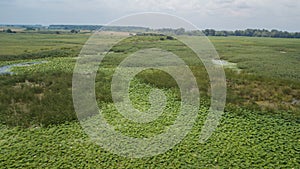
0,103,299,168
25,27,36,31
0,72,76,127
0,48,79,61
4,29,16,33
49,24,103,30
203,28,300,38
70,29,80,34
166,36,175,40
211,36,300,81
0,32,299,168
136,69,179,89
0,32,89,56
1,33,299,127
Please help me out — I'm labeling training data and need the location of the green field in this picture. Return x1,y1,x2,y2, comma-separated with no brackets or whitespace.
0,31,299,168
211,36,300,81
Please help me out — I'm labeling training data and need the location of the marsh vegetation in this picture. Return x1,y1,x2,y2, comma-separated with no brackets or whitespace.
0,30,299,168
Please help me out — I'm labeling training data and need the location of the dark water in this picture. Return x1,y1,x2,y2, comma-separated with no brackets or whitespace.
0,61,47,75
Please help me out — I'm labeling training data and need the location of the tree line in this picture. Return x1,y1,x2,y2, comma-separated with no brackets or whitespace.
200,29,300,38
2,24,299,38
150,28,300,38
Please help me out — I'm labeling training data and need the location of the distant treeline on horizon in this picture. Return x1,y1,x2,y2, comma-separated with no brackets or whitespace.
1,24,299,38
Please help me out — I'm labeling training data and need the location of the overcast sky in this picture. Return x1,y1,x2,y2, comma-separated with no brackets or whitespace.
0,0,299,31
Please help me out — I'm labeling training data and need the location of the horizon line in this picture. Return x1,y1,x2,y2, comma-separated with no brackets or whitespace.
0,23,299,33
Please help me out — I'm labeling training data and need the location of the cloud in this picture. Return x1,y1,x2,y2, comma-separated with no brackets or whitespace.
0,0,299,31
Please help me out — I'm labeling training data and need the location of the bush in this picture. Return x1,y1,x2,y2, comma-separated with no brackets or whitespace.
166,36,175,40
5,29,16,33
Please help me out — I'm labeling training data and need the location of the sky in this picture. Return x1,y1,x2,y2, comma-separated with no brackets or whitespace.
0,0,299,31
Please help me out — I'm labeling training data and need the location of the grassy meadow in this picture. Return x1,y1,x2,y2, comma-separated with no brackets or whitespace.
0,31,299,168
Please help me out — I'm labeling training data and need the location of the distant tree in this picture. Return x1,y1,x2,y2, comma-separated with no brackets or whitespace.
203,29,216,36
215,31,228,36
186,30,202,36
166,36,175,40
26,27,36,31
253,31,262,37
70,29,79,33
234,30,243,36
270,29,280,38
174,28,185,35
6,29,12,33
6,29,16,33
